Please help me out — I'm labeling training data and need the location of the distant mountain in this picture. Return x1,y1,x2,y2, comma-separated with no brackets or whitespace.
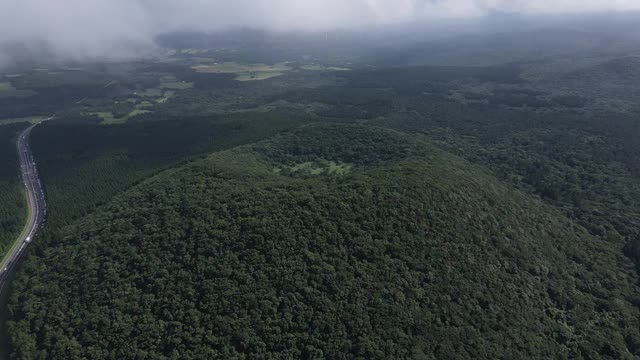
154,15,640,68
523,55,640,105
561,56,640,85
375,29,640,67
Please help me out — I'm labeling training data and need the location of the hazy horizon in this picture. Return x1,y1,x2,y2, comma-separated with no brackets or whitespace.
2,0,640,68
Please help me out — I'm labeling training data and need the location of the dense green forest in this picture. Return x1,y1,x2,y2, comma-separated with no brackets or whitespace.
273,65,640,274
3,41,640,358
0,124,28,257
29,110,311,231
7,124,640,359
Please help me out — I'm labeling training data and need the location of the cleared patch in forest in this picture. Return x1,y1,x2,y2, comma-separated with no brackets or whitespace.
89,109,152,125
300,64,350,71
274,160,352,176
192,62,292,81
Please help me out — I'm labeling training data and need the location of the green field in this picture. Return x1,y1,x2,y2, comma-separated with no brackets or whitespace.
157,91,175,103
158,75,193,89
300,64,350,71
235,72,286,81
136,101,154,108
137,76,192,102
90,109,152,125
179,48,209,55
137,88,163,97
274,160,352,175
193,62,292,81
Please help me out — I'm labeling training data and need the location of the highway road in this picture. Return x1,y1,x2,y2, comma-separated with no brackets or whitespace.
0,121,48,293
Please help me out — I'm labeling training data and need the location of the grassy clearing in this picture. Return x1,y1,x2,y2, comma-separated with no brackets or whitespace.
275,160,352,176
138,88,163,97
192,62,262,73
193,62,292,81
159,81,193,90
90,112,120,124
235,72,286,81
179,48,209,55
90,109,152,125
157,91,175,103
327,162,352,174
300,64,350,71
138,88,176,103
137,101,154,108
129,109,151,117
137,75,192,101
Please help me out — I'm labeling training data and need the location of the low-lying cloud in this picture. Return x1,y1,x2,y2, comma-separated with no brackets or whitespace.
1,0,639,67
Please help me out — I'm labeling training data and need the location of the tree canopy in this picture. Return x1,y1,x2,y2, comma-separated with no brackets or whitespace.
8,124,640,359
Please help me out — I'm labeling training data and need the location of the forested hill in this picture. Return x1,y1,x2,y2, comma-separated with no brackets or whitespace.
8,123,640,359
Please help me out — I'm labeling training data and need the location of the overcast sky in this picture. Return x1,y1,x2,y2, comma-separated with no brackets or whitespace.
1,0,639,65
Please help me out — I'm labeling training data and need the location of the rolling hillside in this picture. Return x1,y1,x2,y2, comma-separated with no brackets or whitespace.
7,124,640,359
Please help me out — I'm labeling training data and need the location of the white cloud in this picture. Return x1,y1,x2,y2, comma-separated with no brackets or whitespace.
0,0,638,66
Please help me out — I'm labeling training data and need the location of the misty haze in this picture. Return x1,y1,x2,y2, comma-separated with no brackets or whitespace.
1,1,640,359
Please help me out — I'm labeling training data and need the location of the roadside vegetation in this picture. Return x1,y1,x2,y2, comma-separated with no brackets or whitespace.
0,124,28,258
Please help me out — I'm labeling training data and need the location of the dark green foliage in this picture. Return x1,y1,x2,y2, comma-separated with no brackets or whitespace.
561,56,640,84
367,98,640,271
110,102,136,119
182,73,239,91
0,124,28,257
488,93,550,108
8,124,640,359
253,124,426,166
551,95,588,108
3,53,640,360
346,65,524,87
0,86,87,119
30,110,311,230
279,64,640,273
278,65,523,114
